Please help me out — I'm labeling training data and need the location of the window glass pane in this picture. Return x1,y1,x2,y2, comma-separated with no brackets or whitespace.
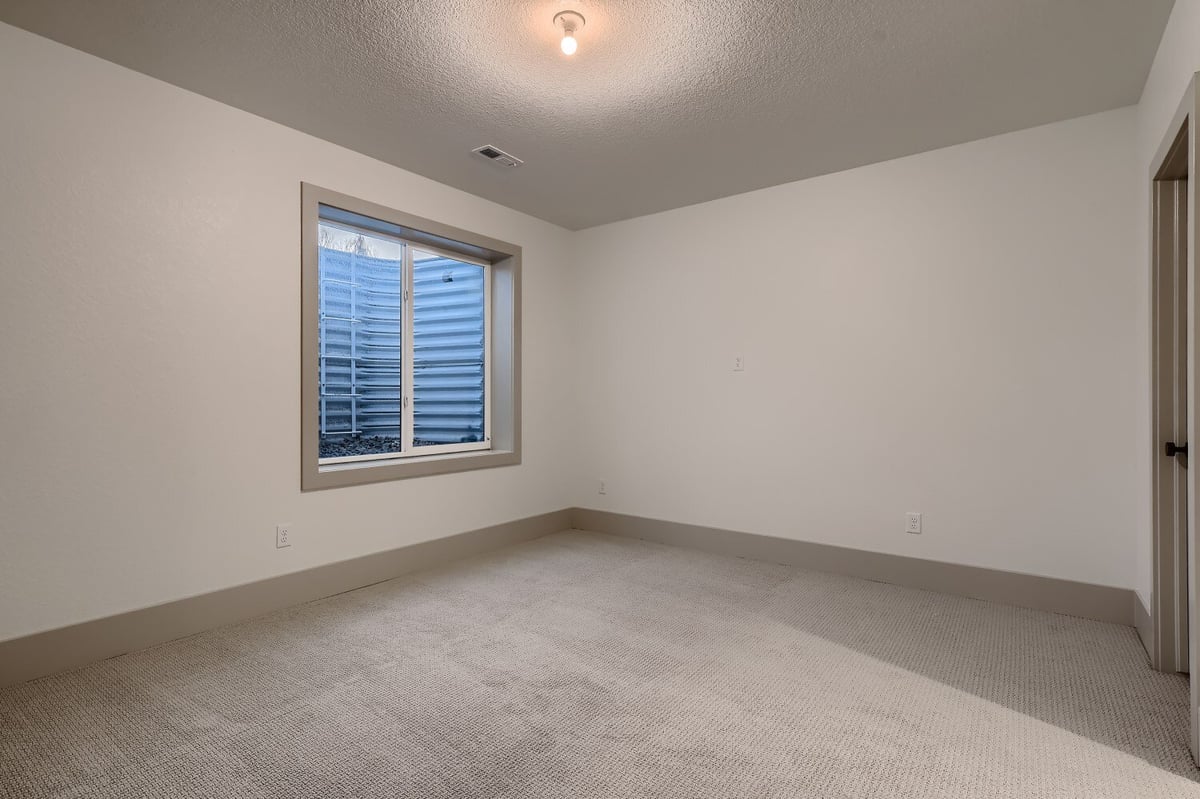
411,249,486,446
318,221,403,459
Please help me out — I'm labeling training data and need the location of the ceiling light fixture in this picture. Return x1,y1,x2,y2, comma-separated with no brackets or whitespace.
553,10,585,56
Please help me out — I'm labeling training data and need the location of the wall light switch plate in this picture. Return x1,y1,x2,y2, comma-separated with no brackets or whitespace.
905,513,922,535
276,524,292,548
733,355,745,372
598,480,607,495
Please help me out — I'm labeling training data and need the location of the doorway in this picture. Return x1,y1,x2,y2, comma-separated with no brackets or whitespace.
1149,74,1199,763
1151,118,1189,677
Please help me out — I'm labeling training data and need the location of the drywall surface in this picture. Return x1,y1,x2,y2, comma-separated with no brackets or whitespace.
0,17,1154,643
0,0,1173,229
0,23,575,641
573,107,1139,588
1132,0,1200,608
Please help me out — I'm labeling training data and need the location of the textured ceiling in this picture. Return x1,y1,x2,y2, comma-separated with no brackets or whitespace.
0,1,1175,229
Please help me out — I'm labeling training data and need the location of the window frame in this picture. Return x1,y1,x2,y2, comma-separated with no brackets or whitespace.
301,183,521,491
403,243,492,459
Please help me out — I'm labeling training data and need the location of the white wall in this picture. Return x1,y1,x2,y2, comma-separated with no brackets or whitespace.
1132,0,1200,606
572,107,1139,588
0,14,1167,643
0,23,576,642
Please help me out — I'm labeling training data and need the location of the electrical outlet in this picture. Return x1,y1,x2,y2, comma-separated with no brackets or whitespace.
733,355,745,372
276,524,292,548
905,513,922,535
598,480,607,495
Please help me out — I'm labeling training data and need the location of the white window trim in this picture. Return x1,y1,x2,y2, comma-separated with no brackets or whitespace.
314,233,492,467
405,244,492,459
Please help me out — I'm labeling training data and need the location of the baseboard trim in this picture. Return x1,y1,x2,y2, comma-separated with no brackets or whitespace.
1133,592,1154,662
571,508,1134,626
2,507,1136,688
0,508,571,688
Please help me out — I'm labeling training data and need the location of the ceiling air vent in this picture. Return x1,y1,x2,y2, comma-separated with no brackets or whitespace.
472,144,523,168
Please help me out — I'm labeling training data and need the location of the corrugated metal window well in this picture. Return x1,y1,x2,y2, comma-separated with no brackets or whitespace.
317,213,490,464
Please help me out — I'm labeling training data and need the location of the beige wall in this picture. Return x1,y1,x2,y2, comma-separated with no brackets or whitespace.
0,23,576,641
1132,0,1200,607
572,107,1139,588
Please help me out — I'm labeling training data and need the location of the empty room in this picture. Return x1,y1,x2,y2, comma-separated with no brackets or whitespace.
3,1,1200,797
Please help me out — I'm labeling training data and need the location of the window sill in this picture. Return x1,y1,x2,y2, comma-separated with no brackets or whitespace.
302,448,519,491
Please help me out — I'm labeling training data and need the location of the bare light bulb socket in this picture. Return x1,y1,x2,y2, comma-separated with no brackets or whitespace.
553,10,586,56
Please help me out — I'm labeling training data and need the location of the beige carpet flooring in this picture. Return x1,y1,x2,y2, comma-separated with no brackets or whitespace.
1,530,1196,798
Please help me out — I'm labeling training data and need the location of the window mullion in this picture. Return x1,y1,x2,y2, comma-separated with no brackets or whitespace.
484,262,492,445
402,243,415,453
